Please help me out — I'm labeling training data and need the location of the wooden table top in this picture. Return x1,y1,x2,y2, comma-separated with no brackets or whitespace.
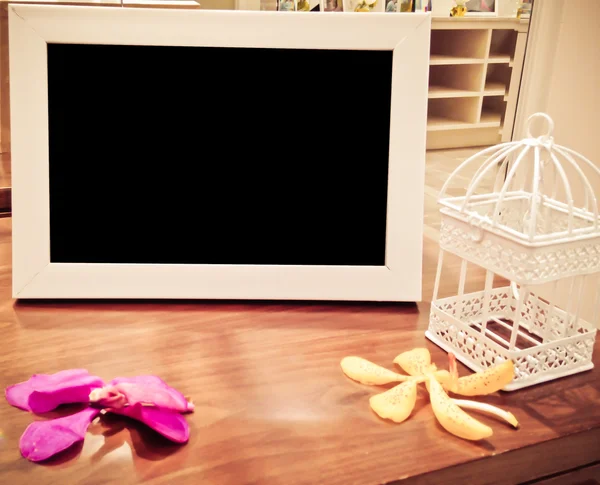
0,217,599,485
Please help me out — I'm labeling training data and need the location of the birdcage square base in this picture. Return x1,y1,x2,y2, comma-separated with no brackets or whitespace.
427,286,597,391
424,330,593,391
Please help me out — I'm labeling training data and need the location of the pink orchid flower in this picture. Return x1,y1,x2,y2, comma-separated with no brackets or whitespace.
5,370,193,462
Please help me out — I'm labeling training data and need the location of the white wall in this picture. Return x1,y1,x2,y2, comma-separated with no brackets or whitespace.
518,0,600,326
546,0,600,326
545,1,600,163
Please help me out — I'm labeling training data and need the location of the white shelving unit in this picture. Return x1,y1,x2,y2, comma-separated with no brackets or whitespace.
427,17,529,150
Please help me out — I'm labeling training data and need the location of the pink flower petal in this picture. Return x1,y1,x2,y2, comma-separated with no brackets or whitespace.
108,376,193,413
19,407,100,462
6,369,90,411
6,369,104,413
30,369,90,384
109,403,190,443
6,381,37,411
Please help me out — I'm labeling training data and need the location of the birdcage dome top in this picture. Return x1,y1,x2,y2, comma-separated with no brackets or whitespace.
438,113,600,246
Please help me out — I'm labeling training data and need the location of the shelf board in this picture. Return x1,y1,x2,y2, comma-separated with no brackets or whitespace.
480,112,502,127
484,82,506,96
430,54,485,65
428,113,502,132
427,116,471,131
488,54,513,64
429,86,480,99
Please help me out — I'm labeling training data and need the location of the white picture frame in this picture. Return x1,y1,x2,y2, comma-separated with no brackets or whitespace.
9,5,430,300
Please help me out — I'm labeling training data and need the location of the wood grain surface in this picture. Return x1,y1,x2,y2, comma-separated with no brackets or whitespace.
0,217,599,485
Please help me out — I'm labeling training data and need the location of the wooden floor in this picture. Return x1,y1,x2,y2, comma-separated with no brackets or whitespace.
423,147,502,299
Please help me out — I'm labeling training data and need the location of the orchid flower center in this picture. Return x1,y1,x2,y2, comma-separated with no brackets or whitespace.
89,386,128,408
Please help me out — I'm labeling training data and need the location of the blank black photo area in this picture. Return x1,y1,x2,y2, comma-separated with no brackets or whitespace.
47,44,393,266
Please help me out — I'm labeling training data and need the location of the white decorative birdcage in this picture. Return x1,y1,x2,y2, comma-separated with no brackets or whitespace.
426,113,600,391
